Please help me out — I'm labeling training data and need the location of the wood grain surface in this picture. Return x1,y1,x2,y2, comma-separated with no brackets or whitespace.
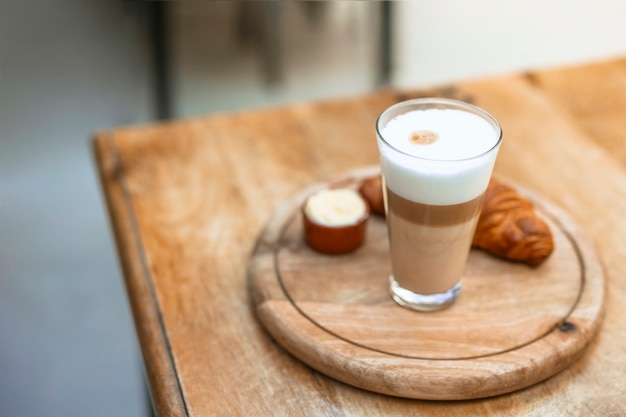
248,168,604,400
93,57,626,416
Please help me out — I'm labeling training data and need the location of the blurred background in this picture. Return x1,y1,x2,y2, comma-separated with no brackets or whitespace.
1,1,625,416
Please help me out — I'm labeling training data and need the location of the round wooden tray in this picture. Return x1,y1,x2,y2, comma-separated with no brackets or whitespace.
248,166,605,400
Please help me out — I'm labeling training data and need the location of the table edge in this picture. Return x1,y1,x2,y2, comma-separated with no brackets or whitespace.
92,133,189,417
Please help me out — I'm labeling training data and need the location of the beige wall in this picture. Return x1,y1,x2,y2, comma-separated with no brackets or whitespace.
392,0,626,88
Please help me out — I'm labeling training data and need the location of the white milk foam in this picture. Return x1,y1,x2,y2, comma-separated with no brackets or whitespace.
378,108,500,205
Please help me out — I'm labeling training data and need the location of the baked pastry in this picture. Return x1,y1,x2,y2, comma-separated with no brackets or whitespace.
358,175,386,216
472,178,554,266
302,188,369,255
357,174,554,266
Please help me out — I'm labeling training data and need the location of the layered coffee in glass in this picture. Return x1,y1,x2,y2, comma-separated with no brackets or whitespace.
376,98,502,311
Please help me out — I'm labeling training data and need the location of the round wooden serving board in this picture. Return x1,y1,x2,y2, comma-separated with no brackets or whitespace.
248,166,605,400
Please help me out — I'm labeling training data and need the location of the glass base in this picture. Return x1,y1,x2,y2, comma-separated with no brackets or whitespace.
389,277,461,312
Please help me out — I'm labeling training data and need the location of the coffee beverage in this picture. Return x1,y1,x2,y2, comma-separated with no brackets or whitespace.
376,98,502,311
386,187,483,295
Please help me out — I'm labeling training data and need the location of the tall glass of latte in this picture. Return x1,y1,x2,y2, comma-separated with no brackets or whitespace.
376,98,502,311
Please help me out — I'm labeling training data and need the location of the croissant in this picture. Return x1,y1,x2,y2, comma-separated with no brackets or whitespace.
358,175,386,216
472,178,554,266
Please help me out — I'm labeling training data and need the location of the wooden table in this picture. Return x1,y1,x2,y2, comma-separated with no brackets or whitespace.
94,57,626,416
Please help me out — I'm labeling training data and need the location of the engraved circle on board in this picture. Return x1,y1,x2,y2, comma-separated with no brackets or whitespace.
273,170,585,360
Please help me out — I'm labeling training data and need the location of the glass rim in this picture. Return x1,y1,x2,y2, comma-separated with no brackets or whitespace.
376,97,503,162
